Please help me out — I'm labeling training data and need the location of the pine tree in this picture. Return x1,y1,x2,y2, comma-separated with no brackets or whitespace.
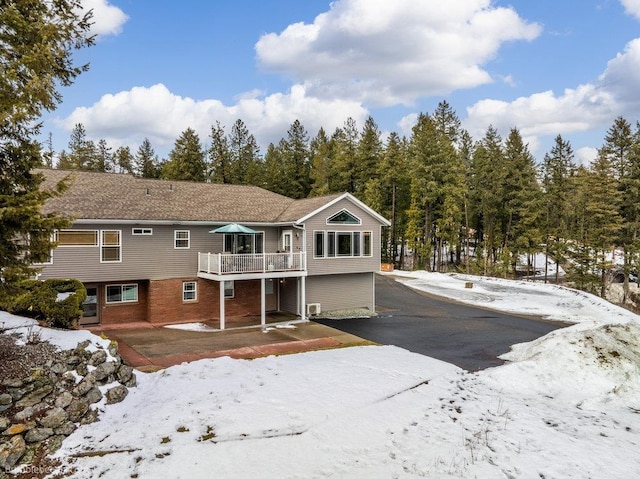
540,134,575,282
601,117,640,301
208,121,232,183
331,118,359,193
92,138,113,172
229,119,260,185
502,128,543,276
114,146,134,174
134,138,160,178
308,128,333,196
281,119,311,198
0,0,93,284
355,116,382,197
64,123,96,170
469,126,506,274
162,128,207,182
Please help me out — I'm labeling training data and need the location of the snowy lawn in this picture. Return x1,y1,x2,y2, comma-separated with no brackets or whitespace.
2,272,640,478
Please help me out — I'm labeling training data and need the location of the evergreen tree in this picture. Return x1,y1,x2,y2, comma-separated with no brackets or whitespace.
469,126,506,274
355,116,382,197
229,119,260,185
261,142,286,194
0,0,93,283
280,119,311,198
64,123,96,170
114,146,134,174
162,128,207,182
134,138,160,178
331,118,359,193
432,100,462,146
601,117,640,301
92,138,113,172
208,121,232,184
308,128,333,196
540,134,575,282
502,128,543,276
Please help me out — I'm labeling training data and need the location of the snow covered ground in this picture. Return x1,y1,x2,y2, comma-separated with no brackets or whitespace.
3,271,640,478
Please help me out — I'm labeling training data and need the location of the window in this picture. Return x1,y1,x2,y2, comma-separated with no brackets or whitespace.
224,281,234,298
57,230,98,246
132,228,153,235
101,230,121,262
363,231,372,256
314,231,373,258
106,284,138,303
314,231,324,258
327,209,361,225
183,281,197,301
174,230,190,249
223,232,264,254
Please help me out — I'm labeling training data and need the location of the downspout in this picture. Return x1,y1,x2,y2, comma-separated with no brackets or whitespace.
292,223,306,320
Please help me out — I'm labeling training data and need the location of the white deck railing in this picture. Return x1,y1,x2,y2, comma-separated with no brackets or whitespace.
198,252,306,275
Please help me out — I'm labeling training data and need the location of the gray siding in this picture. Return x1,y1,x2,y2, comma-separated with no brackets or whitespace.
39,224,280,282
302,198,383,276
306,273,374,312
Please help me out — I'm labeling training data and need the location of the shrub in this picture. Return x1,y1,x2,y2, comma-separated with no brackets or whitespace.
0,278,86,329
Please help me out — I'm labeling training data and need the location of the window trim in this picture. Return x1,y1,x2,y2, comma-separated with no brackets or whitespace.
174,230,190,249
326,209,362,226
224,280,234,299
314,230,373,259
132,228,153,236
100,230,122,263
56,230,99,247
182,281,197,302
105,283,138,304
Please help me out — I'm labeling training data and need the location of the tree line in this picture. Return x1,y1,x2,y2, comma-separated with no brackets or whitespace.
49,106,640,300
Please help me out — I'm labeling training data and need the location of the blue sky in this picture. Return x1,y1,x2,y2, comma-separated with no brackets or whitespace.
42,0,640,164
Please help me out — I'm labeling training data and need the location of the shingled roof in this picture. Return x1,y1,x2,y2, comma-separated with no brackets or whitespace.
37,169,351,224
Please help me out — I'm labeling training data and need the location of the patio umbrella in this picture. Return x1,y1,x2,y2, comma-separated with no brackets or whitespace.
209,223,259,234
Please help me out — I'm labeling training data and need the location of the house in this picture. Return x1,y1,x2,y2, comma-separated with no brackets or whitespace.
36,169,390,329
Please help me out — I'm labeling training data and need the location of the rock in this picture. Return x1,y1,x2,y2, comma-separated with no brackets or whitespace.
2,423,30,436
85,387,103,405
38,407,68,429
93,361,117,381
55,391,74,409
0,379,23,388
44,435,65,454
123,375,137,388
80,408,99,425
15,385,53,408
0,394,12,413
62,371,77,384
0,434,26,471
76,340,91,350
75,362,88,376
24,427,53,443
72,375,95,397
9,384,34,401
0,418,9,430
65,398,89,422
105,385,128,404
50,361,67,375
54,421,76,436
108,341,119,357
89,349,107,366
116,365,134,384
66,355,81,366
13,403,47,422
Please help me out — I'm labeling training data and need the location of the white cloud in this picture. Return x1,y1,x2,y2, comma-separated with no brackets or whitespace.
464,38,640,150
79,0,128,37
576,146,598,166
255,0,541,106
56,83,368,154
621,0,640,20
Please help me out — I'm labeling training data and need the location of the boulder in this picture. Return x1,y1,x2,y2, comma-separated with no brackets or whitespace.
38,407,68,429
0,434,26,471
105,385,128,404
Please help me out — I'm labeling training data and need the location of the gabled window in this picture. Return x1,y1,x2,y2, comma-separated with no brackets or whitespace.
326,209,361,225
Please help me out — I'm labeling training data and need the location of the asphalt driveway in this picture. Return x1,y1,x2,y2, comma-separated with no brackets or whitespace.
315,274,569,371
